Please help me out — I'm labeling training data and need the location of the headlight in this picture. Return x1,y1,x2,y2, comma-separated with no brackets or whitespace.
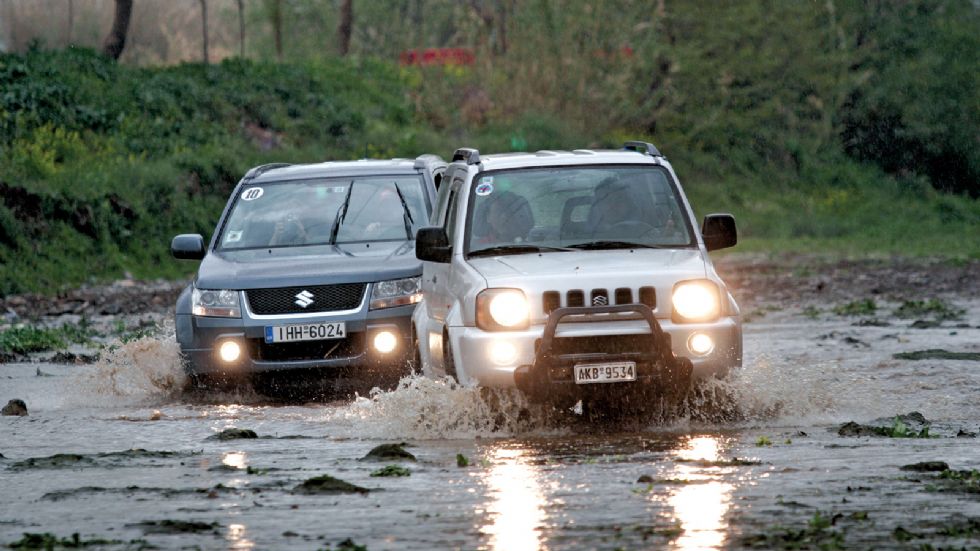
671,280,721,322
476,289,529,331
192,288,241,318
370,277,422,310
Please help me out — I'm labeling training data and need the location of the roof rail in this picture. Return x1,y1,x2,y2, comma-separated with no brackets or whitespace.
623,141,664,158
244,162,292,180
452,147,481,165
413,153,444,169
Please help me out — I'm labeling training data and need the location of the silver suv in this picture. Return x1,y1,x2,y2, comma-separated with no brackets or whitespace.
411,142,740,409
171,155,445,389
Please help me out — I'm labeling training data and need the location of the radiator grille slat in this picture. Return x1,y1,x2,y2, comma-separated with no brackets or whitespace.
544,287,656,312
246,283,365,315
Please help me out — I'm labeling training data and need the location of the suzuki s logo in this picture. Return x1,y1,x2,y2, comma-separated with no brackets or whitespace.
592,295,608,306
294,290,314,308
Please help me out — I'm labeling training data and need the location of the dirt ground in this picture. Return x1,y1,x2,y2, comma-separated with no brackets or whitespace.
1,254,979,550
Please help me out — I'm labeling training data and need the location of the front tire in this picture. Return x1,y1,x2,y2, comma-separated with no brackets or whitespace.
442,330,458,382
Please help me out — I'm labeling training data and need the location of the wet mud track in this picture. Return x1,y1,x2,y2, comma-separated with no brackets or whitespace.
2,261,980,550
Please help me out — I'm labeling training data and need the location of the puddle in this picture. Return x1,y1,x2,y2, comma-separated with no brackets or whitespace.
1,299,979,549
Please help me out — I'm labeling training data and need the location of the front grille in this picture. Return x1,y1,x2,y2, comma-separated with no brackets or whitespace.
539,334,653,356
246,283,365,315
543,287,657,314
251,333,364,362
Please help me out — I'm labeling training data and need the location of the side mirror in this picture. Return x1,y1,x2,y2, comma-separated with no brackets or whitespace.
701,214,737,251
415,227,451,263
171,234,206,260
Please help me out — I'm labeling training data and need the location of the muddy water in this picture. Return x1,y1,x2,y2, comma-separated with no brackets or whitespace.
2,302,979,550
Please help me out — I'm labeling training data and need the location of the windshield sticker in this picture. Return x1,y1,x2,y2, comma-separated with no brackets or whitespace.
241,187,264,201
328,186,347,193
475,182,494,196
225,230,243,243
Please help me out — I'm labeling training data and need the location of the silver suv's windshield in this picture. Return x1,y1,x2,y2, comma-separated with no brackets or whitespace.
465,165,694,256
219,176,427,250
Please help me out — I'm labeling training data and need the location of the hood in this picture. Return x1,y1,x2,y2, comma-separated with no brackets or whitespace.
468,249,706,285
195,240,420,290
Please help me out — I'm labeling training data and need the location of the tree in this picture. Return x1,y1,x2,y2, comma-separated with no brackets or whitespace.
338,0,353,56
267,0,283,60
199,0,209,64
236,0,245,57
102,0,134,60
67,0,74,46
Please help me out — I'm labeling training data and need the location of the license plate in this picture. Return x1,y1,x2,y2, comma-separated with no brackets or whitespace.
264,322,346,343
574,361,637,384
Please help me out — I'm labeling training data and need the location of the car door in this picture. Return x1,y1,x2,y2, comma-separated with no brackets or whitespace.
424,172,463,327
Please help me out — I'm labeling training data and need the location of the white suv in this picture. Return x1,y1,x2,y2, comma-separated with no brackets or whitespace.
412,142,741,407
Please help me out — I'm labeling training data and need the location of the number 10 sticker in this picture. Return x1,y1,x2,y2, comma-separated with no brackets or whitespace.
241,187,264,201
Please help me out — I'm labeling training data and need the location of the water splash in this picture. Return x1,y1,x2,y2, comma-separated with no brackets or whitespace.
70,332,187,405
325,375,566,440
680,352,979,427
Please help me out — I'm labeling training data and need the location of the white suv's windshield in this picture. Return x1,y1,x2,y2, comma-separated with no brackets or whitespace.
465,165,694,256
219,176,427,250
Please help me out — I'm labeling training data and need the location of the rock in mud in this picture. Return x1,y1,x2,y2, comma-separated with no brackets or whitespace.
293,474,369,495
0,351,27,363
361,443,416,461
130,520,220,534
1,398,28,416
50,351,100,364
208,428,258,441
900,461,950,472
370,465,411,477
838,412,932,437
10,453,93,470
893,349,980,361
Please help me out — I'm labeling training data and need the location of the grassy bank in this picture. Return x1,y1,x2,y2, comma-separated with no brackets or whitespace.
0,46,977,296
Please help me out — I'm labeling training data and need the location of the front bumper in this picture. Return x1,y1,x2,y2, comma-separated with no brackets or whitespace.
176,304,416,375
450,306,740,389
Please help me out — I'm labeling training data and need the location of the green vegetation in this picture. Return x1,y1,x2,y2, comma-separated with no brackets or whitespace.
893,299,965,321
833,299,877,317
755,436,772,447
455,453,469,467
742,512,845,549
1,1,978,294
894,349,980,361
0,322,97,354
6,532,129,549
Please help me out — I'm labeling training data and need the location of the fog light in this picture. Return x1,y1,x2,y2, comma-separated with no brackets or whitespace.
688,333,715,356
489,341,517,365
219,341,241,363
373,331,398,354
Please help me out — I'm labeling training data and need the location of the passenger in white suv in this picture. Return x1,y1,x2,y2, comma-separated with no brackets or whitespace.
412,142,740,411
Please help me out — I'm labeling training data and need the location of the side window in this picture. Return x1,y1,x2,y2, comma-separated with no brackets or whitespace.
431,176,453,225
432,169,444,191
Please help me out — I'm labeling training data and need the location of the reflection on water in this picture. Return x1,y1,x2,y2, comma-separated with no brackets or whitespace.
226,523,255,550
222,451,247,470
480,447,547,551
670,436,733,551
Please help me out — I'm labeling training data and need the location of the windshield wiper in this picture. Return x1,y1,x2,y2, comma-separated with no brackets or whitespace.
469,244,573,258
329,181,355,245
392,182,414,240
566,240,671,250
